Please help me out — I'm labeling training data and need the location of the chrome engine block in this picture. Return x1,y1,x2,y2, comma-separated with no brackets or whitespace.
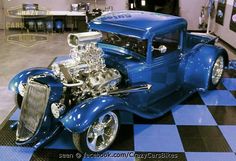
51,32,121,100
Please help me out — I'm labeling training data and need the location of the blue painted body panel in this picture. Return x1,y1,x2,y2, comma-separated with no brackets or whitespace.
8,67,54,93
61,96,131,133
8,11,229,146
180,44,228,89
89,11,187,39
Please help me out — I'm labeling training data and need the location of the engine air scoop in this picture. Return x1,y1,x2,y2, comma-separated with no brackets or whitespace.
67,32,102,48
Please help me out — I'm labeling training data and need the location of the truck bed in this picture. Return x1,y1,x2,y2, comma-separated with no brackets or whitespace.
186,32,217,49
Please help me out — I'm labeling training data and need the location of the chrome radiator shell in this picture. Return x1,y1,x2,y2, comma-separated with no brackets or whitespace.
16,81,50,142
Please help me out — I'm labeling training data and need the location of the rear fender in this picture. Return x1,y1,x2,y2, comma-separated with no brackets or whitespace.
60,96,130,133
8,67,54,93
180,44,228,89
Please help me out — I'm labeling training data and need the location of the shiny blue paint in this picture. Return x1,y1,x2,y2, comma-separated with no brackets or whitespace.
61,84,195,133
89,11,187,39
180,44,228,89
61,96,130,133
9,11,229,147
185,33,216,48
8,67,54,93
61,11,228,133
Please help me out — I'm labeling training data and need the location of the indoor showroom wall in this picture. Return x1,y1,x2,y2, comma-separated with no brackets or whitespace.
1,0,235,48
0,0,212,31
0,0,128,29
179,0,209,30
0,0,4,29
1,0,127,12
212,0,236,48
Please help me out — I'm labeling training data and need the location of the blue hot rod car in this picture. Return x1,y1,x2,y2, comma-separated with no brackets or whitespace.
9,11,228,153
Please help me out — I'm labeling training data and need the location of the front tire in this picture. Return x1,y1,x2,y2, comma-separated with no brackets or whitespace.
209,55,225,89
73,111,119,153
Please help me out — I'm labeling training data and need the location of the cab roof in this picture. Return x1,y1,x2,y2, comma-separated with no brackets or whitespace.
89,10,187,39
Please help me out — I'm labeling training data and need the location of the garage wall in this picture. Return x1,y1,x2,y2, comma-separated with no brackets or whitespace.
212,0,236,48
179,0,208,30
2,0,128,11
77,0,128,11
106,0,128,11
0,0,204,31
0,0,4,29
0,0,128,30
2,0,77,10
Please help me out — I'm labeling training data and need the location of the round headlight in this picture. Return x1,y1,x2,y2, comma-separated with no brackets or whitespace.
51,103,66,119
18,82,26,97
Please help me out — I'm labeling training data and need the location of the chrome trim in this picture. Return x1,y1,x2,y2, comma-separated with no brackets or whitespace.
16,81,50,142
62,81,84,87
107,84,152,95
212,56,224,85
86,112,119,152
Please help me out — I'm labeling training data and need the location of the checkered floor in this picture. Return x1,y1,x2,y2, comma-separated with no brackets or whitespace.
1,67,236,161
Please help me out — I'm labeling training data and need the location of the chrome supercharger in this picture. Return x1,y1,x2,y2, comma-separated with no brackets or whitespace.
13,32,123,147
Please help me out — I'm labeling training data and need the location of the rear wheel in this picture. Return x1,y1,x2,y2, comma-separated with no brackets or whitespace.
209,55,225,89
72,111,119,153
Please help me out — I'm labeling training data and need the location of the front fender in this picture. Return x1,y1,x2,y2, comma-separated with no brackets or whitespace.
180,44,228,89
60,96,130,133
8,67,54,93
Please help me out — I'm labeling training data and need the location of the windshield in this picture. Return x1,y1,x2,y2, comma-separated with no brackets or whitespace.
100,32,147,57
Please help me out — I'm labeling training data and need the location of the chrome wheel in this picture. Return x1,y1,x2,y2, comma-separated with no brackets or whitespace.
212,56,224,85
86,112,119,152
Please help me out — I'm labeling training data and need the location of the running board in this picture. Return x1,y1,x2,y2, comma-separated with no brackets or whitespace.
133,85,195,119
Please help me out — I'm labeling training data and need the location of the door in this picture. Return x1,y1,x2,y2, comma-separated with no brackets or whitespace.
148,30,182,102
126,29,182,108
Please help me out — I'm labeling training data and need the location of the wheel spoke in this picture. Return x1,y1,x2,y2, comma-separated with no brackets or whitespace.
104,131,112,137
104,117,113,127
212,56,224,85
101,134,107,145
98,114,106,124
87,131,93,138
89,133,99,151
86,111,119,152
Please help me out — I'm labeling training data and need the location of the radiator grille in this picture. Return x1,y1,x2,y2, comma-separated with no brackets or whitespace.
16,81,50,142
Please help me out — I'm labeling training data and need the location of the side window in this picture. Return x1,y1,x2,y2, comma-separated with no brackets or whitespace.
152,30,180,58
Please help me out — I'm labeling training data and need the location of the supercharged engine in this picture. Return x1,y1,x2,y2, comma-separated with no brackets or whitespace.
51,32,121,102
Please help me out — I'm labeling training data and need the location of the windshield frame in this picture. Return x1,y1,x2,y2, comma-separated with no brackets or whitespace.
98,31,148,58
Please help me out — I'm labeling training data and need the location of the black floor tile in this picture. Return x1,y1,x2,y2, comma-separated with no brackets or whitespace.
208,106,236,125
133,112,175,124
215,82,227,90
30,149,82,161
109,124,134,151
134,152,187,161
0,120,33,147
223,69,236,78
231,91,236,98
180,92,204,105
177,126,232,152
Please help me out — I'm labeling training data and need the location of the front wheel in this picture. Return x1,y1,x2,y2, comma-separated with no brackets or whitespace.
209,55,225,89
73,111,119,153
